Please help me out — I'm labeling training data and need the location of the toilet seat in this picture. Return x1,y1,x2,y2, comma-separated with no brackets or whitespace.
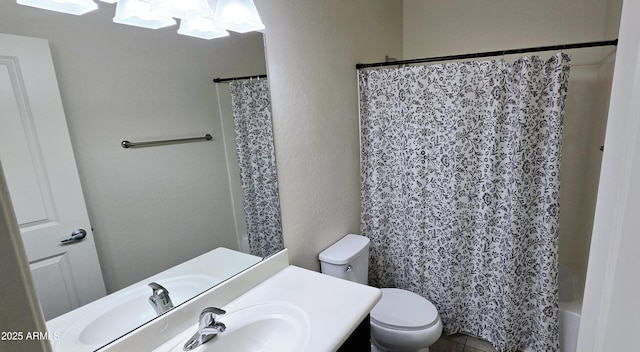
371,288,439,330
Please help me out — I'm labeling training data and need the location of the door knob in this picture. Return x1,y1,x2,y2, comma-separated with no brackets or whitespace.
61,229,87,243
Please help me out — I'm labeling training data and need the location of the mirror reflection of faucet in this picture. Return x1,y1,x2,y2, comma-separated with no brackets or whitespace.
148,282,174,315
183,307,227,351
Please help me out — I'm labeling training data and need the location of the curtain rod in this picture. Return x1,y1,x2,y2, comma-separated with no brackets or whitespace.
213,74,267,83
356,39,618,69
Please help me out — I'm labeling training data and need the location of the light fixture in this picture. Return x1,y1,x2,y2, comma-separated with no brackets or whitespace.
113,0,176,29
150,0,212,20
17,0,98,15
178,17,229,40
16,0,266,39
212,0,264,33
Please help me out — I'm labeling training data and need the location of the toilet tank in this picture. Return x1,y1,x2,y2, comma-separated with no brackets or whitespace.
319,234,370,285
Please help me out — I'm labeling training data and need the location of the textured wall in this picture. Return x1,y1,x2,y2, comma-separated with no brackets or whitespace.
403,0,608,59
255,0,403,271
0,2,267,292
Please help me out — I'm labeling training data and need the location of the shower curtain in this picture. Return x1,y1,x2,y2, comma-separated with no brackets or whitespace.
229,79,283,257
359,54,570,352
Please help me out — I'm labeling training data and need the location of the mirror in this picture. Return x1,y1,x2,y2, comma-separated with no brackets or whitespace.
0,1,283,350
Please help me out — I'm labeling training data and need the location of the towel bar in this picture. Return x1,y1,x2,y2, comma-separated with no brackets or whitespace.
121,134,213,149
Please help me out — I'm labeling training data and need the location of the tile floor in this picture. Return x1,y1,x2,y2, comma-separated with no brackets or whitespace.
430,333,499,352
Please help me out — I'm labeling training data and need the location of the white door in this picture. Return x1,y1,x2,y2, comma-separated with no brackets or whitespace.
0,33,106,320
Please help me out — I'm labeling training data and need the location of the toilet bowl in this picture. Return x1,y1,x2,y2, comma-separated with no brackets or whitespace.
319,234,443,352
370,288,442,352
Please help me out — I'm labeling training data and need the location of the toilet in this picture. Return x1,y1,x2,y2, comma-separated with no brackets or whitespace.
319,234,443,352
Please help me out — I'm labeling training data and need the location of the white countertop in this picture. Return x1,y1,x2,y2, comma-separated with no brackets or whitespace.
219,265,381,351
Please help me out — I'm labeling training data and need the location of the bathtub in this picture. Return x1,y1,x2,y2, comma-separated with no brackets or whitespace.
521,265,581,352
558,264,582,352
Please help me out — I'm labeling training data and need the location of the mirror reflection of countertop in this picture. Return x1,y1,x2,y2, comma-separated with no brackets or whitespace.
46,248,261,352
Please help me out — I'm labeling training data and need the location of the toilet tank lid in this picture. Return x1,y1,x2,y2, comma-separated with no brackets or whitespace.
319,234,370,265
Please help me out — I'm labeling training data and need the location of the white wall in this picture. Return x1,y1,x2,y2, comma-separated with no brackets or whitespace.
559,60,614,289
255,0,403,270
403,0,620,294
403,0,608,60
0,2,267,292
567,0,622,288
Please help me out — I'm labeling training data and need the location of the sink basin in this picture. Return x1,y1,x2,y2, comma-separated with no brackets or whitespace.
155,302,310,352
53,275,216,351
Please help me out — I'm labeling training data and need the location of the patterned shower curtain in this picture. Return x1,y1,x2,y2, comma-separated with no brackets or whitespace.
229,79,283,257
359,54,570,352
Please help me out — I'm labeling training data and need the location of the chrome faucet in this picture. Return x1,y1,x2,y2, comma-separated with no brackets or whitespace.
148,282,174,315
183,307,226,351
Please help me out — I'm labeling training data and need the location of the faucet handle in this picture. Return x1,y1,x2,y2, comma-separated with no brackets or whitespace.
148,282,170,297
200,307,226,318
199,307,226,327
148,282,174,315
200,307,226,331
148,282,172,305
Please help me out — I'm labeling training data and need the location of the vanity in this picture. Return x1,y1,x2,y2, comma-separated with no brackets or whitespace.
92,249,381,352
